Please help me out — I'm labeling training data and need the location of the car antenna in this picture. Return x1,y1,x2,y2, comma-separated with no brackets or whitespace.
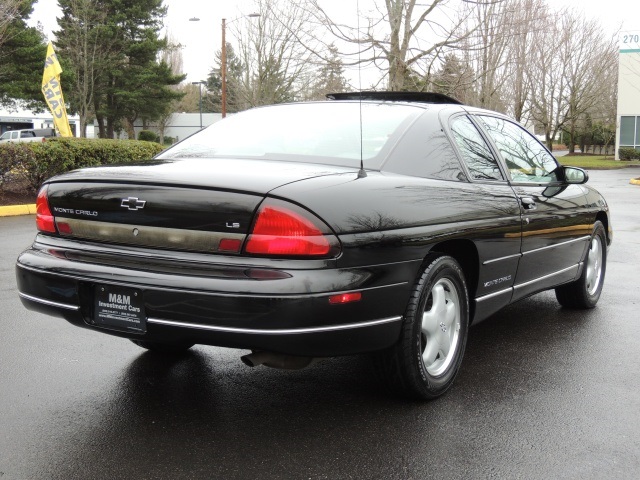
356,0,367,179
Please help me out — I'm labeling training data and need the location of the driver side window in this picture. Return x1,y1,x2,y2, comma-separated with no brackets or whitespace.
478,116,559,183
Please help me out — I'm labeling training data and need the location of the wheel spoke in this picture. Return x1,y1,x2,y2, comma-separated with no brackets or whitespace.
585,261,595,287
420,278,461,374
585,236,603,295
421,309,438,337
430,284,447,313
421,284,446,336
438,329,451,357
422,337,440,366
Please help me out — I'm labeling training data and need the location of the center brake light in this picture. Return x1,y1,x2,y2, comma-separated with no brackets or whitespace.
244,199,340,258
36,186,57,233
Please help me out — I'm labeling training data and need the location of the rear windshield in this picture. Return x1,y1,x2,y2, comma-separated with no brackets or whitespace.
159,102,422,169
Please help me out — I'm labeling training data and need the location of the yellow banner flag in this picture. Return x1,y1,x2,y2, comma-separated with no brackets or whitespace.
42,42,72,137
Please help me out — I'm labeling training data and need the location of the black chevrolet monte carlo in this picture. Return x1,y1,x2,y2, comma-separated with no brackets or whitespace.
16,92,611,399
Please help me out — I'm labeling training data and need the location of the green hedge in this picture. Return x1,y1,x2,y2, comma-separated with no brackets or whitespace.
0,137,164,191
619,147,640,161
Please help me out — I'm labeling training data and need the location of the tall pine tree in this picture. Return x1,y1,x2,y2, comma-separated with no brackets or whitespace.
0,0,47,111
56,0,184,138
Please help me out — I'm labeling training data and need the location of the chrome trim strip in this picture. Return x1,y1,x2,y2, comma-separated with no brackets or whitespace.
476,287,513,302
55,218,245,253
147,316,403,335
513,265,578,290
18,292,80,311
522,236,590,256
483,253,522,266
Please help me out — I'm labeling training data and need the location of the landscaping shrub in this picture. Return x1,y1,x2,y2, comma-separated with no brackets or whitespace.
0,137,164,191
138,130,159,142
619,147,640,161
0,142,36,189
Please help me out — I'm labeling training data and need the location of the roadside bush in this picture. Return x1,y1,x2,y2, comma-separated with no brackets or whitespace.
618,147,640,161
0,143,36,189
138,130,159,142
0,137,164,191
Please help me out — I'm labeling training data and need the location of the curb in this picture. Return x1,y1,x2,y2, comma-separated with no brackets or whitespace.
631,178,640,185
0,204,37,217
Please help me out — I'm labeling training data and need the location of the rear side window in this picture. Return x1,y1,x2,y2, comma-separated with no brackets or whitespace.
383,109,466,182
450,116,503,181
478,116,559,183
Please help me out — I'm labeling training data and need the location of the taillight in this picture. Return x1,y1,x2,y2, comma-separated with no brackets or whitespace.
36,186,57,233
244,199,340,257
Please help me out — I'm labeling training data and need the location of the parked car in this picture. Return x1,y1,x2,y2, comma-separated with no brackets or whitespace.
33,128,58,138
15,92,611,399
0,129,48,143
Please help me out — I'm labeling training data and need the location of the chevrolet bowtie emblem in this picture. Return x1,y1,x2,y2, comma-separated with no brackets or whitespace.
120,197,147,211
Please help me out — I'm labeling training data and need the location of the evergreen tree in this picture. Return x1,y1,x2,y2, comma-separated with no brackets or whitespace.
56,0,185,138
205,43,244,113
306,45,348,100
0,0,47,110
432,54,475,104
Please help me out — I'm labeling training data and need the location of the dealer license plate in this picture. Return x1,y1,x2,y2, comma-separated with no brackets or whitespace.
94,284,146,333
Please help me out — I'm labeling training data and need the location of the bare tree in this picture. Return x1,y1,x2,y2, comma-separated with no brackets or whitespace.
155,32,185,143
308,0,479,91
506,0,547,122
229,0,318,107
0,0,21,50
458,0,548,118
55,0,112,137
560,14,618,153
461,0,511,111
526,10,569,150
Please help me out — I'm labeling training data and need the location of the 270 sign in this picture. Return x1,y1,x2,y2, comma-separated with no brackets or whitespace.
620,32,640,51
622,34,640,44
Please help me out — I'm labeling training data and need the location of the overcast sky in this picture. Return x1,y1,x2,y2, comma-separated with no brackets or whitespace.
28,0,640,86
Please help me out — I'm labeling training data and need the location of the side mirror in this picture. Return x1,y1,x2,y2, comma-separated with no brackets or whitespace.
563,166,588,184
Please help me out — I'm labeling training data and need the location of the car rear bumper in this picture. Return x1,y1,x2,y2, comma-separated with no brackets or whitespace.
16,237,417,356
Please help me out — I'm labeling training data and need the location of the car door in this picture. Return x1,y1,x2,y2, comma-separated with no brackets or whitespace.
446,113,523,322
475,115,592,302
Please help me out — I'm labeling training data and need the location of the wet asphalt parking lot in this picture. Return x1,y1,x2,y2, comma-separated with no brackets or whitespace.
1,168,639,479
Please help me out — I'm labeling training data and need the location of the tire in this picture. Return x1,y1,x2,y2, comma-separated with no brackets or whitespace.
130,339,194,354
374,255,469,400
555,221,607,309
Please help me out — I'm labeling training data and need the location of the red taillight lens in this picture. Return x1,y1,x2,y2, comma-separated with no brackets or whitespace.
36,186,56,233
244,200,340,257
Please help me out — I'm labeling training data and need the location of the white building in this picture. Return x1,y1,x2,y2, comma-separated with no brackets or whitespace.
616,31,640,158
0,105,93,138
132,112,222,143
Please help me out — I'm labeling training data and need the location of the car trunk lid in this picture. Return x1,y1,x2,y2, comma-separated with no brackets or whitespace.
44,158,352,253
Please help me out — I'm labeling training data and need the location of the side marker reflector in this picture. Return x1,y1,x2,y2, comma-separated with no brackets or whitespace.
328,292,362,305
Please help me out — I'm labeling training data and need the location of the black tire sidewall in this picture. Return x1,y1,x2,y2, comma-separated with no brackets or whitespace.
407,255,469,396
583,222,607,306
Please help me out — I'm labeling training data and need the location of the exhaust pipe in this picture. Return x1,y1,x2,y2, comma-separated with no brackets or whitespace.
241,351,319,370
